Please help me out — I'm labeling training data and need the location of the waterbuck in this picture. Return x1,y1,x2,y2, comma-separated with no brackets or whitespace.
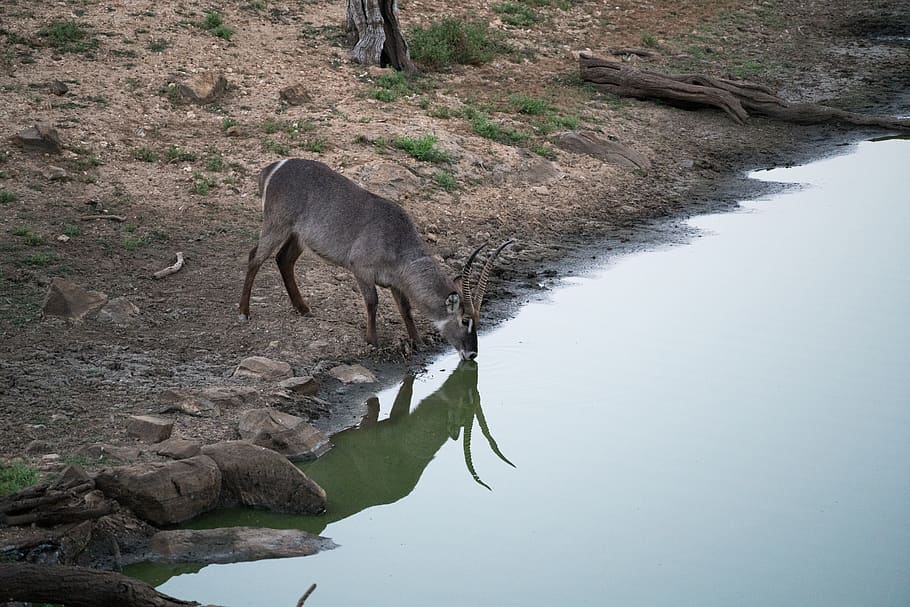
238,158,511,360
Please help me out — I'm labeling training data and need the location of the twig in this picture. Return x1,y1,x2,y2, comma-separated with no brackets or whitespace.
296,584,317,607
80,214,126,222
153,252,185,279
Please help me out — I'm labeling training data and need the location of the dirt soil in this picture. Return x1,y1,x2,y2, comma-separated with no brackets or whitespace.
1,0,908,470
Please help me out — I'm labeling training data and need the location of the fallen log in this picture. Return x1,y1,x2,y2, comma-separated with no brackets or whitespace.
579,53,910,131
0,562,216,607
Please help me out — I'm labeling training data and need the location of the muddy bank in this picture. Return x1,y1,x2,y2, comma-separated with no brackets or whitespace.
0,0,908,467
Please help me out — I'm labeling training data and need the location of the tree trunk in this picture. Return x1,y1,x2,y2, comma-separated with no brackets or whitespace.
0,563,215,607
346,0,415,74
578,53,910,131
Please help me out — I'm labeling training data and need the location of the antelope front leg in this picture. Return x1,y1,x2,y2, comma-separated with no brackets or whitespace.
357,280,380,346
391,287,422,350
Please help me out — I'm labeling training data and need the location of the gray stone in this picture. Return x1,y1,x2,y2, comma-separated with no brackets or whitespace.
158,385,260,417
96,297,140,324
201,441,326,515
278,376,319,396
154,436,203,459
353,161,421,201
15,123,62,154
126,415,174,444
330,363,376,384
24,440,52,454
555,130,652,170
238,409,331,461
279,83,312,106
177,72,228,104
233,356,293,380
42,277,108,322
148,527,336,564
95,455,221,526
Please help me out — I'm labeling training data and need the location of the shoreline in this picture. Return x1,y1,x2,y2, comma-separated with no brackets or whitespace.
1,0,908,464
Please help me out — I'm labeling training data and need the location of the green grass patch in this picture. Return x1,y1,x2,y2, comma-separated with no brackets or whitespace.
147,38,170,53
63,224,81,237
493,3,539,27
37,20,99,54
508,93,553,115
205,154,226,172
433,171,457,191
132,146,158,162
302,137,327,153
166,145,196,163
0,462,38,496
470,113,529,144
0,191,17,204
369,70,412,102
641,32,659,48
409,19,502,69
25,252,55,266
191,172,216,195
393,134,452,163
262,139,289,156
13,227,45,246
197,11,234,40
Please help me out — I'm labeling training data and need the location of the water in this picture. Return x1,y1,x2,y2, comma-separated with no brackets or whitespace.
153,138,910,606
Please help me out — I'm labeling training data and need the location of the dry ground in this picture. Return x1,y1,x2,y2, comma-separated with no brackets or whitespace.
1,0,907,466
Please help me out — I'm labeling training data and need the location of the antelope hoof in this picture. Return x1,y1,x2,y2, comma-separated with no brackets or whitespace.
238,313,250,321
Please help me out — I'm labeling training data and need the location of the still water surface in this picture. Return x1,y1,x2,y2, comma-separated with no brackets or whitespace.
156,138,910,606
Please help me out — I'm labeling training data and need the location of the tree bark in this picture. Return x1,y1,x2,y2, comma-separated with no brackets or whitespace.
346,0,415,74
0,563,214,607
578,53,910,131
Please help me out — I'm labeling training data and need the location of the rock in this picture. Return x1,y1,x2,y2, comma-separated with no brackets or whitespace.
15,123,62,154
279,83,312,105
201,441,326,515
158,385,259,417
330,363,376,384
126,415,174,444
95,455,222,526
96,297,140,324
353,161,421,201
177,72,228,104
278,376,319,396
233,356,293,380
555,131,652,170
76,443,142,463
154,436,203,459
24,440,52,454
148,527,336,564
41,165,68,180
50,80,69,95
238,409,331,461
42,277,108,322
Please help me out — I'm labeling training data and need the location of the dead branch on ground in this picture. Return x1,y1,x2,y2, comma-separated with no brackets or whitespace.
578,53,910,131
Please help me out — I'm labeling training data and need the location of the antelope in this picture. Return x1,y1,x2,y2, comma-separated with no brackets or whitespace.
238,158,512,360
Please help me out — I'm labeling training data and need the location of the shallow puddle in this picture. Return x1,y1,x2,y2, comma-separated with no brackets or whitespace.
148,138,910,606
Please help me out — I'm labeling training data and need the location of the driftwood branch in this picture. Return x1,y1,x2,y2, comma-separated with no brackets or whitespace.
0,563,217,607
296,583,317,606
152,252,185,279
579,53,910,131
1,474,118,527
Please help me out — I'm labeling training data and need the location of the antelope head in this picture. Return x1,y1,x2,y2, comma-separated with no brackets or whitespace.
441,240,513,361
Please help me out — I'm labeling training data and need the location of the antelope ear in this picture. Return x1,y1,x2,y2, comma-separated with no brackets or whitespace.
445,292,460,314
453,276,463,291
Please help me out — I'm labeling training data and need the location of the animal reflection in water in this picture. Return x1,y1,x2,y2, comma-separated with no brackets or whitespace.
304,362,514,522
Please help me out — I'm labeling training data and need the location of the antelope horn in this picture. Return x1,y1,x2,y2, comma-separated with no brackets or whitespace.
461,242,488,313
472,239,514,314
